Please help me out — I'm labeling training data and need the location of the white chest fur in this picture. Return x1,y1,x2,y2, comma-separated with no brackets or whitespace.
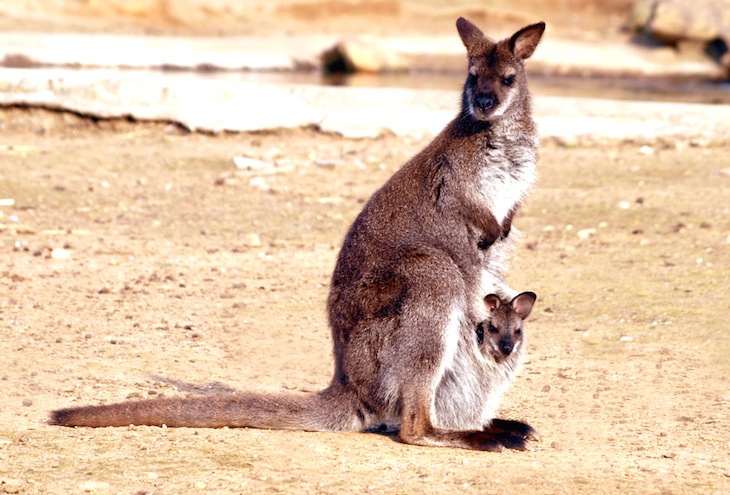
478,138,537,225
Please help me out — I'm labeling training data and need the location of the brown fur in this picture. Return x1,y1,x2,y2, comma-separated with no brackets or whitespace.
51,18,546,451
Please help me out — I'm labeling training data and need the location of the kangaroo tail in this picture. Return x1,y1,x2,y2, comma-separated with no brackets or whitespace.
50,386,362,431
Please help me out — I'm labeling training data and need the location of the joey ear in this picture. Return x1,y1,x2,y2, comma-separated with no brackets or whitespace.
484,294,501,312
509,22,545,60
511,291,537,319
456,17,487,51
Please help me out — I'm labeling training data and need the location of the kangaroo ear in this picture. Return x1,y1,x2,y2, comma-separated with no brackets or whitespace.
456,17,487,51
484,294,501,312
511,291,537,319
509,22,545,60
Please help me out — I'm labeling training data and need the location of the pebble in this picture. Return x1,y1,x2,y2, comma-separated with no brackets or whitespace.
233,156,274,171
244,233,262,247
21,398,32,407
0,479,23,493
248,177,270,191
51,248,71,260
577,228,596,239
638,145,654,156
314,158,346,168
619,335,634,342
80,481,110,491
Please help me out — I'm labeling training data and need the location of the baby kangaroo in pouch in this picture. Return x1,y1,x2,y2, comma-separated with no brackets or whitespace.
477,292,536,364
51,18,546,452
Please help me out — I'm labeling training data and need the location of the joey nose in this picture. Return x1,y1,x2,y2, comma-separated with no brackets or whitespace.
475,93,495,111
499,339,513,356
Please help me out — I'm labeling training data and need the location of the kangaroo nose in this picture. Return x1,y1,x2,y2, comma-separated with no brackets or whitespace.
499,339,513,356
475,93,495,111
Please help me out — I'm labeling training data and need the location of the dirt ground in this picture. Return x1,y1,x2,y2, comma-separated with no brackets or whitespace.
1,0,730,493
1,106,729,494
0,0,634,39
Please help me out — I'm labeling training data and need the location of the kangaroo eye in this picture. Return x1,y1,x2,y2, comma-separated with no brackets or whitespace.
488,324,499,334
501,75,516,86
515,328,522,335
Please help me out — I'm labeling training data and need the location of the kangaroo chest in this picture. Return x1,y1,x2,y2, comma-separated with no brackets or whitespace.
477,138,537,224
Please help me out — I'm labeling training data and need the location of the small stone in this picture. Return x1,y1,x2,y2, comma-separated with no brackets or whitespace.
195,481,207,489
51,248,71,260
618,201,631,210
556,136,579,148
248,177,270,191
315,159,346,168
638,145,654,156
244,233,262,247
541,385,551,393
80,481,110,491
1,479,23,493
22,398,32,407
577,228,596,239
620,335,634,342
233,156,274,171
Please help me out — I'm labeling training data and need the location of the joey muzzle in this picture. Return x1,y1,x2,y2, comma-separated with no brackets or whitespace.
474,92,497,112
498,337,514,357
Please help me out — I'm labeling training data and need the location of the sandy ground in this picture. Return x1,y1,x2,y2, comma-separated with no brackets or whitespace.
1,1,730,494
1,107,729,494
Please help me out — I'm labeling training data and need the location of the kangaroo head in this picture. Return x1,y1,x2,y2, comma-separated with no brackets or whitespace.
477,291,537,361
456,18,545,122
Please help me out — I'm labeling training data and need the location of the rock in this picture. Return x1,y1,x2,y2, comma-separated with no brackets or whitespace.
233,156,274,171
631,0,730,43
0,479,23,494
321,38,407,73
50,248,71,260
631,0,730,73
577,228,597,240
244,233,262,248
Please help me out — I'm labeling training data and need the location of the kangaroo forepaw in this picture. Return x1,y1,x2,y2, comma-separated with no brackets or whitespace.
477,229,500,250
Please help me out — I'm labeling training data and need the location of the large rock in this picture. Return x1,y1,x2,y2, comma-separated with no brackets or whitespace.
321,38,407,73
631,0,730,43
631,0,730,72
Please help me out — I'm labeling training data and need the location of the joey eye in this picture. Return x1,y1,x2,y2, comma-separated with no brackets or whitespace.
475,323,485,345
488,324,499,334
515,328,523,335
501,75,516,86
